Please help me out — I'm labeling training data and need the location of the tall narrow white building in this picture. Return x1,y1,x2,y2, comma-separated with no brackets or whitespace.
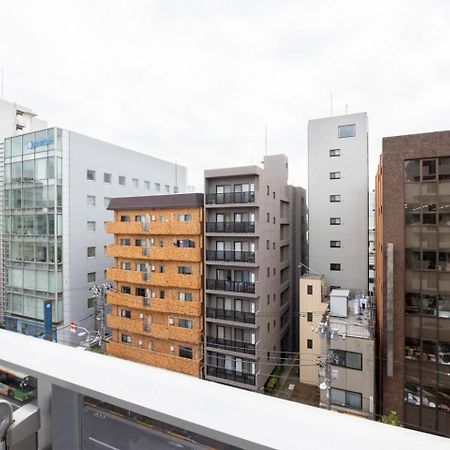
307,112,368,292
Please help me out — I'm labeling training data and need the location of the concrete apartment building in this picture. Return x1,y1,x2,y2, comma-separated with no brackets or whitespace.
369,190,375,297
204,154,306,391
308,112,368,293
299,274,327,385
1,127,186,344
376,131,450,436
105,194,203,377
319,289,375,419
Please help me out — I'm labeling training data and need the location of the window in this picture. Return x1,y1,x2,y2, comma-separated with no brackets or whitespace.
307,312,313,322
120,215,130,222
159,265,165,273
179,319,192,329
338,124,356,138
104,173,112,183
266,240,270,249
135,215,143,222
273,242,275,249
87,272,96,283
120,309,131,319
87,247,96,257
266,185,270,195
329,149,341,157
135,239,144,247
87,297,95,309
267,322,270,332
178,266,192,275
330,195,341,202
155,183,160,191
121,262,131,270
330,388,362,410
179,347,193,359
330,217,341,225
121,286,131,294
104,197,111,207
160,290,165,299
330,263,341,271
132,178,139,188
87,195,96,207
178,292,193,302
267,294,270,305
118,176,126,186
144,180,150,190
178,214,192,222
165,184,170,193
121,334,131,344
120,238,130,246
174,186,179,193
175,239,195,248
266,213,270,222
87,169,96,181
136,263,147,272
330,349,362,370
87,221,96,232
307,285,313,295
330,240,341,248
267,267,270,277
330,171,341,179
307,339,313,349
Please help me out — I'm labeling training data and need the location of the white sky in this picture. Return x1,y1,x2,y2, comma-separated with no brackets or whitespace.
1,0,449,191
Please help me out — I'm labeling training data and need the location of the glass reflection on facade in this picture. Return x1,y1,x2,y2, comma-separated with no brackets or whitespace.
3,128,63,327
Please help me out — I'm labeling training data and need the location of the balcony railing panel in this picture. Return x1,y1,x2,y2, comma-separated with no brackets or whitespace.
206,279,256,294
206,366,256,386
206,250,255,263
206,336,256,355
205,192,255,205
205,222,255,233
206,307,256,324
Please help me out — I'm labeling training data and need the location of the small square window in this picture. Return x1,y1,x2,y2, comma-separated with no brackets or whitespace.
174,186,179,193
87,195,96,207
144,180,150,190
330,263,341,271
87,246,96,257
121,334,131,344
330,217,341,225
87,272,96,283
266,213,270,222
87,221,96,232
307,312,313,322
87,169,96,181
132,178,139,188
120,215,130,222
307,285,313,295
179,346,193,359
266,240,270,249
330,240,341,248
104,173,112,183
307,339,313,349
155,183,161,191
118,176,126,186
330,171,341,180
330,195,341,202
165,184,170,193
338,124,356,138
87,297,95,309
329,149,341,157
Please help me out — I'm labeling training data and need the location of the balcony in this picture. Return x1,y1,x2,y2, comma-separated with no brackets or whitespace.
107,315,202,345
107,291,203,316
206,279,256,294
205,222,255,233
206,307,256,324
205,191,255,205
107,341,201,377
107,245,202,262
206,250,256,263
206,366,256,386
106,221,201,236
206,336,256,355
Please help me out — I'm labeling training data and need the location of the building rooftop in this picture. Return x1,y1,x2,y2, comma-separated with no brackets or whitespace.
107,193,204,210
301,274,324,280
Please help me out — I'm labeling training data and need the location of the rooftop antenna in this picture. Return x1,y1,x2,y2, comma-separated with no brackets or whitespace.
265,124,268,155
1,68,4,100
330,92,333,116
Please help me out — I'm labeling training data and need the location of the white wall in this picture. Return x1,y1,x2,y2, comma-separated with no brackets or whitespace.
308,113,368,292
60,129,187,342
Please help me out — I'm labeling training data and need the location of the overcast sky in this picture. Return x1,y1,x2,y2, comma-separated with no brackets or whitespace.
1,0,449,191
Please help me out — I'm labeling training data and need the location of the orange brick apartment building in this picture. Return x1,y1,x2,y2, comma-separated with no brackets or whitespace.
105,193,204,377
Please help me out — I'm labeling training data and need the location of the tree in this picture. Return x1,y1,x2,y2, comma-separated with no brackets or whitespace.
381,410,401,426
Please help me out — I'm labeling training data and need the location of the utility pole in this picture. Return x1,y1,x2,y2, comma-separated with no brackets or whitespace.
90,282,111,353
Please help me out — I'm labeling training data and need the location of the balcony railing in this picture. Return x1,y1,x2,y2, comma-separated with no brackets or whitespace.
206,191,255,205
206,250,256,263
206,366,256,386
206,336,256,355
205,221,255,233
206,279,256,294
206,307,256,324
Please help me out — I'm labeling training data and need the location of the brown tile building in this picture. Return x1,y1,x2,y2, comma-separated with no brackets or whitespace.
105,193,204,377
376,132,450,436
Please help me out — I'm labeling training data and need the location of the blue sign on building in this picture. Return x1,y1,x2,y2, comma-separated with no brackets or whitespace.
44,300,53,341
27,138,53,149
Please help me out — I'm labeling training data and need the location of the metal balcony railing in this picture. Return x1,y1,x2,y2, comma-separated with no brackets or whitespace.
206,250,256,263
206,336,256,355
206,366,256,386
205,221,255,233
205,191,255,205
206,279,256,294
206,307,256,324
